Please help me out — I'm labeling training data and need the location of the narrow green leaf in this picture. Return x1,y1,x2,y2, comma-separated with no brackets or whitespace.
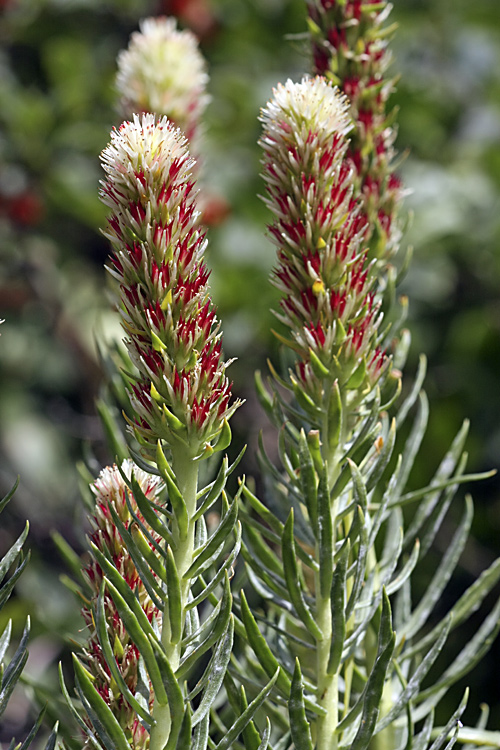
90,546,156,641
212,419,232,453
130,447,162,477
72,654,131,750
0,477,19,515
377,617,451,731
182,589,222,647
166,547,182,644
386,539,420,596
191,616,234,727
349,459,368,512
342,389,381,464
309,347,330,378
412,710,434,750
194,456,228,522
192,713,210,750
240,590,291,698
394,390,440,519
278,424,300,484
255,370,274,418
256,718,272,750
131,525,167,581
240,483,318,572
95,398,128,464
236,684,262,750
185,496,238,579
1,617,29,685
418,596,500,701
282,511,323,641
289,660,314,750
403,420,470,547
0,522,29,584
298,429,318,532
317,463,333,599
395,470,496,510
328,542,349,675
156,442,189,539
186,522,241,609
177,573,232,679
174,705,192,750
51,530,90,591
345,506,368,621
0,553,30,610
402,496,473,641
351,593,396,750
290,375,323,417
368,455,402,548
95,584,153,726
18,707,47,750
405,557,500,662
365,418,396,494
0,642,28,716
0,621,12,664
106,503,165,609
327,379,343,454
103,578,168,705
244,525,284,579
419,451,467,556
59,663,105,750
117,466,173,546
214,668,280,750
41,722,59,750
396,354,427,428
148,637,184,750
428,690,468,750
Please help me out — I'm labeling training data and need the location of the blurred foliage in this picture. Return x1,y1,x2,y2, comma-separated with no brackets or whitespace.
0,0,499,742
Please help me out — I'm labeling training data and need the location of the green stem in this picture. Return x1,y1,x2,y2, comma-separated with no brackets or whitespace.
149,443,199,750
315,584,339,750
316,391,342,750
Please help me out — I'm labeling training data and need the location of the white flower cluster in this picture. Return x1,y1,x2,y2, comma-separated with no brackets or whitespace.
92,459,162,506
260,76,352,150
116,17,210,139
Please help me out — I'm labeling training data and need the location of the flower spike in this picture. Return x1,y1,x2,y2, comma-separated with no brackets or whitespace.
100,114,239,456
81,461,163,748
260,77,388,439
307,0,404,263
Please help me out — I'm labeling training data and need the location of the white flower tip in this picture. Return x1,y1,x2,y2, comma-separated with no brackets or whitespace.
261,75,352,140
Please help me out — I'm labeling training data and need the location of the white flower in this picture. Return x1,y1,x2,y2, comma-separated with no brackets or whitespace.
116,17,210,139
92,459,162,506
260,76,352,150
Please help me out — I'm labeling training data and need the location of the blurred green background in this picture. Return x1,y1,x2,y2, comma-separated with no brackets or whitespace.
0,0,499,742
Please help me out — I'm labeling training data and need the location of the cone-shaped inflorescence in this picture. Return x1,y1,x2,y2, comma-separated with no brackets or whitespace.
81,461,163,749
100,114,238,457
116,17,209,142
307,1,403,263
260,77,388,446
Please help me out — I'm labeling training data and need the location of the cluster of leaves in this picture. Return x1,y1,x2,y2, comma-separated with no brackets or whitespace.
0,480,58,749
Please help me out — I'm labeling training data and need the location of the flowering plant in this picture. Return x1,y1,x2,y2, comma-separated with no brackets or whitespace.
1,4,499,750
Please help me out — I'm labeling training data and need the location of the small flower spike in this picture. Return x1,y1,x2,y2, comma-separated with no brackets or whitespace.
116,17,210,141
307,1,404,262
260,77,387,440
81,461,162,749
100,114,238,456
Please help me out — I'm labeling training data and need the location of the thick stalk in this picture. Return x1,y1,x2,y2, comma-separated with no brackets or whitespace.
315,581,338,750
150,443,200,750
316,394,342,750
